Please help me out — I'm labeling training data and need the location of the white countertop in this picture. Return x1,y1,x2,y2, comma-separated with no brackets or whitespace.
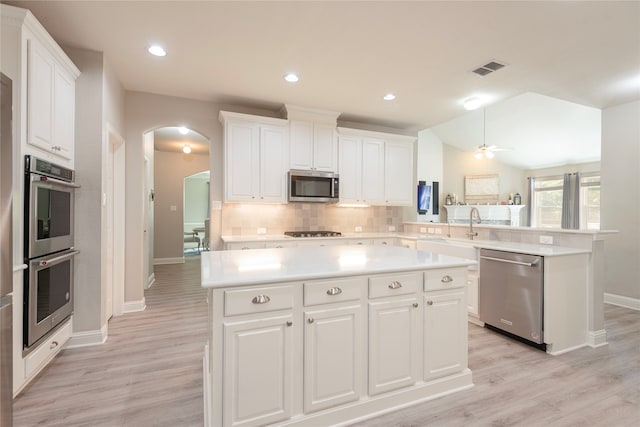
201,245,475,288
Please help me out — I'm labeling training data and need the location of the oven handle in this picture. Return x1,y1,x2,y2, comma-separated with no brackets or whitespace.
31,174,80,188
31,250,80,267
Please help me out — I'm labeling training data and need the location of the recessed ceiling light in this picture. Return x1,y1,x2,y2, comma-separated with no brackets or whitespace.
178,126,189,135
284,73,299,83
147,45,167,57
383,93,396,101
464,97,482,110
182,145,192,154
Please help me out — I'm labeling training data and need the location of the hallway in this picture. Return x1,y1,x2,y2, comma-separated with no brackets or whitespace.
14,257,207,426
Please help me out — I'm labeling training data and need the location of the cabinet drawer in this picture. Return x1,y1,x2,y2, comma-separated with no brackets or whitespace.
369,272,420,299
25,318,72,378
304,277,365,306
424,268,466,291
224,285,294,316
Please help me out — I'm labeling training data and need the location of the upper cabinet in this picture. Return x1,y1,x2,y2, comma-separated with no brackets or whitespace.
338,127,415,206
1,5,80,166
284,105,340,173
220,111,289,203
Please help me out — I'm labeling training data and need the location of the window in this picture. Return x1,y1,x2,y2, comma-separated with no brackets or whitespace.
580,174,600,230
532,177,563,228
530,173,601,230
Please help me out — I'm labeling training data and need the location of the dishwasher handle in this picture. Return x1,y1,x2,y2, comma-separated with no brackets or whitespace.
480,255,539,267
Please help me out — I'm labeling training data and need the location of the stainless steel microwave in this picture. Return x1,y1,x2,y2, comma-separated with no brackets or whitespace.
288,170,339,203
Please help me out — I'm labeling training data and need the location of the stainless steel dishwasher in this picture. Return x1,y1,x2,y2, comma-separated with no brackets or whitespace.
479,249,545,349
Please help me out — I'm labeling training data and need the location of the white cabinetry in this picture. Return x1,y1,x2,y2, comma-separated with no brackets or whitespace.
27,39,75,161
223,315,294,427
303,277,365,413
220,111,289,203
368,272,421,395
289,120,337,172
384,140,414,206
338,127,415,206
423,268,468,381
2,5,80,167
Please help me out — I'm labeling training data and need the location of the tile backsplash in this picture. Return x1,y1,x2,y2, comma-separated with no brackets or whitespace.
221,203,405,235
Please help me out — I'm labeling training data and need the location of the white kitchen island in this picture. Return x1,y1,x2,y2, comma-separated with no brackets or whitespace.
202,245,475,427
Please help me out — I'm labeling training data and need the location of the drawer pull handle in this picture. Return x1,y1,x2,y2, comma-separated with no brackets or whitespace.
388,281,402,289
326,287,342,296
251,295,270,304
241,246,250,250
308,318,314,324
50,341,59,350
427,300,434,306
441,275,453,283
413,302,419,308
286,320,293,327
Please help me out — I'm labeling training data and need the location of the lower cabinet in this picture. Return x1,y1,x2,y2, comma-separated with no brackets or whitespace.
368,297,421,395
304,304,363,413
223,314,294,427
423,290,467,380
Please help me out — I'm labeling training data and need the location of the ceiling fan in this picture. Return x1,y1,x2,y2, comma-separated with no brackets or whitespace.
473,108,512,159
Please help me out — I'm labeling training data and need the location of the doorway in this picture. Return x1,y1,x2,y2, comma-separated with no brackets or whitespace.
105,126,125,318
183,171,210,255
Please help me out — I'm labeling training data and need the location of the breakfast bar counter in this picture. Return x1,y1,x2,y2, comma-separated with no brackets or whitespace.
202,245,475,427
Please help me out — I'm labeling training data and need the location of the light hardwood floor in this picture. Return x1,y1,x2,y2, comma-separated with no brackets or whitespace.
13,257,640,426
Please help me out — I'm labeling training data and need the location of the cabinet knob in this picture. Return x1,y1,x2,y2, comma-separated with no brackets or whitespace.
286,320,293,327
381,241,388,245
326,287,342,296
251,295,270,304
307,318,314,324
427,300,434,306
388,281,402,289
441,275,453,283
50,341,59,350
413,302,419,308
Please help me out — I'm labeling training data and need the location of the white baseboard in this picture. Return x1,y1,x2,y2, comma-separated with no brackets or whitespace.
66,323,108,348
586,329,608,348
604,292,640,311
145,273,156,290
154,257,184,265
123,297,146,313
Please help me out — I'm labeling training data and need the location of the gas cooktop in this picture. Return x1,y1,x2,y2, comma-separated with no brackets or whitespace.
284,231,342,238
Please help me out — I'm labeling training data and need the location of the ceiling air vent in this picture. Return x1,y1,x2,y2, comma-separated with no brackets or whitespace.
472,60,507,77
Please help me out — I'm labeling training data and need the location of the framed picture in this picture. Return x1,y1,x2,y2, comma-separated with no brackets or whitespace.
464,174,499,203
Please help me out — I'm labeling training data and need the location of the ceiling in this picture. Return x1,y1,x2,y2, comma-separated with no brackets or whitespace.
154,126,210,155
4,1,639,167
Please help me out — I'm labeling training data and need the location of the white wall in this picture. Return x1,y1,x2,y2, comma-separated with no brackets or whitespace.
601,100,640,301
153,151,209,260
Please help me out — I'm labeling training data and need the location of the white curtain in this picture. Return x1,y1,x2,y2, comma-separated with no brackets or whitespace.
561,172,581,229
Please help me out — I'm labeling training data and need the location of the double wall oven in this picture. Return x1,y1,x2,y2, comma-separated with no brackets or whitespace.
23,155,79,351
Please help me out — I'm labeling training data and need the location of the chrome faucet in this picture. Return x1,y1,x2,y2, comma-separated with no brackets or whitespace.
467,207,481,240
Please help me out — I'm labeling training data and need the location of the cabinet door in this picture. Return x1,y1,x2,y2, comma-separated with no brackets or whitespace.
289,120,314,170
53,68,75,160
384,141,413,206
226,121,258,201
223,315,293,427
368,297,421,395
304,305,363,413
361,138,385,204
423,291,467,380
27,39,54,151
338,136,362,203
259,125,288,202
313,123,337,172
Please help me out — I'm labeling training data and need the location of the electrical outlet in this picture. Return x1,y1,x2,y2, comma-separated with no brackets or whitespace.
435,228,442,235
428,228,435,234
539,235,554,245
388,225,396,232
355,226,362,232
420,227,427,233
257,227,266,235
211,200,222,210
170,205,177,211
